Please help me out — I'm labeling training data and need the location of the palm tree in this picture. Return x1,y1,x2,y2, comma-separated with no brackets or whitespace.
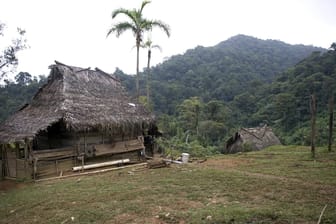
141,37,162,108
107,1,170,99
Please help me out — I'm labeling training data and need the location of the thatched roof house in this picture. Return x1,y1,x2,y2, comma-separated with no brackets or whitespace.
224,125,281,153
0,61,154,143
0,61,156,180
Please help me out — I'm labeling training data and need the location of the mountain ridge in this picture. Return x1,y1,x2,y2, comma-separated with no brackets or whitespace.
115,34,326,115
143,34,325,113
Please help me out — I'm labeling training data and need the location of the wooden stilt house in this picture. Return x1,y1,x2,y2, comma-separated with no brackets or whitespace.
0,61,156,180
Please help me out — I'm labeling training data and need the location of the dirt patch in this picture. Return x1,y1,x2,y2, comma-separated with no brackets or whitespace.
200,157,251,169
0,180,28,192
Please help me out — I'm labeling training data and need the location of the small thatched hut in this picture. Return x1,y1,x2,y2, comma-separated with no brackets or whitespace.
224,125,281,153
0,61,157,180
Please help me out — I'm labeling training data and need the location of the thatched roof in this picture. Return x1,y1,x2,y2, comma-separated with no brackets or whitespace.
0,61,155,143
225,125,281,153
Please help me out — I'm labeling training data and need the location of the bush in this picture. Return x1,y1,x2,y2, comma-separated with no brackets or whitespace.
157,137,220,158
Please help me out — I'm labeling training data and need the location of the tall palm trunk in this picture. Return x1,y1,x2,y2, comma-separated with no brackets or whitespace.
108,1,170,101
136,43,140,99
146,49,151,106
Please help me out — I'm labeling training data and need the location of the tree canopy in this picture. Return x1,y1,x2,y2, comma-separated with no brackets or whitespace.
0,21,28,80
107,0,170,99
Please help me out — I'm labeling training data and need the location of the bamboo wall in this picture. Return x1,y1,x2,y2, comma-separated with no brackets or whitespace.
2,123,146,180
16,159,32,179
34,158,75,179
32,130,145,179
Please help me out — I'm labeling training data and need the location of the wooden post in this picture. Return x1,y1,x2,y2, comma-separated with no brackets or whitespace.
328,95,334,152
28,140,33,158
3,145,9,177
76,133,80,163
0,144,3,180
81,155,84,172
310,94,317,158
55,160,59,174
33,158,38,180
15,142,19,178
23,140,28,178
24,139,28,160
84,133,87,155
28,140,33,179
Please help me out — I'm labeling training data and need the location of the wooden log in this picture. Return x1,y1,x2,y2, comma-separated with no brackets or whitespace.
72,158,130,171
147,160,168,169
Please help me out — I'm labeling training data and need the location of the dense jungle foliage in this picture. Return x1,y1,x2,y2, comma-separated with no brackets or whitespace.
0,73,47,122
1,35,335,155
117,35,332,154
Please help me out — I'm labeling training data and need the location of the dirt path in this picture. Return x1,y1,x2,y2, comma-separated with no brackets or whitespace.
0,180,29,192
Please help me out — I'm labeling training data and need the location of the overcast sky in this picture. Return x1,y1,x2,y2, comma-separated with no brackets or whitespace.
1,0,336,78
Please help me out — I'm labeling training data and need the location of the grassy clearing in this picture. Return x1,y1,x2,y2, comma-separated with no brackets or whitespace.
1,145,336,223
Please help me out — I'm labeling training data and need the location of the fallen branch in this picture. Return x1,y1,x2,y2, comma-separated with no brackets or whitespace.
317,204,327,224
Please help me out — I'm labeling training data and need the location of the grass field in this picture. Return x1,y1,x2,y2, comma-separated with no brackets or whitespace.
1,145,336,224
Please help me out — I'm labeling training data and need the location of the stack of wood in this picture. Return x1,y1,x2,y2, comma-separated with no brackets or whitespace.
147,159,168,169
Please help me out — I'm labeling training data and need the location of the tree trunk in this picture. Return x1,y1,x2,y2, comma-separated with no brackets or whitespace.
310,94,317,158
146,49,151,106
136,44,140,100
195,104,200,136
328,95,334,152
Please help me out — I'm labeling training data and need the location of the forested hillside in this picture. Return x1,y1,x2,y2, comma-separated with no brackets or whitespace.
154,35,323,113
0,73,46,122
253,45,336,145
1,35,333,154
119,35,324,114
115,35,329,153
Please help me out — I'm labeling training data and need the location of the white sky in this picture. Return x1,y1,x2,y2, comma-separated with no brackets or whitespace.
1,0,336,77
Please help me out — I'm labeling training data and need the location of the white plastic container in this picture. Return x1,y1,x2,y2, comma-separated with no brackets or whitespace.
181,153,190,163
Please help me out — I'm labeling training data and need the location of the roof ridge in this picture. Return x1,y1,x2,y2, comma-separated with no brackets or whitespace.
95,67,120,82
54,60,74,71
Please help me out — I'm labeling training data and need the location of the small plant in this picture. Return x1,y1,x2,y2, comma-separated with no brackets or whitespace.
241,142,254,152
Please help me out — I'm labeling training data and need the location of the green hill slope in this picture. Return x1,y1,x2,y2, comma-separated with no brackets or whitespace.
114,35,329,148
253,46,336,144
118,34,324,115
